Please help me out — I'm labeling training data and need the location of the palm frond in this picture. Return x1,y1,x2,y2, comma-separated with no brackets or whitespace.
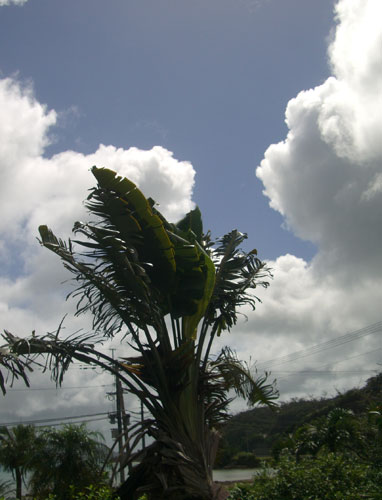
207,347,278,409
0,341,34,394
38,224,157,337
205,230,272,335
89,166,176,292
1,330,160,413
153,203,216,338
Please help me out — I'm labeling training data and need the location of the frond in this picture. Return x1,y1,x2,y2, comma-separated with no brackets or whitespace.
121,340,194,393
39,168,216,340
205,230,272,334
208,348,278,409
0,339,34,395
89,167,176,293
38,217,158,337
154,204,216,338
1,329,158,411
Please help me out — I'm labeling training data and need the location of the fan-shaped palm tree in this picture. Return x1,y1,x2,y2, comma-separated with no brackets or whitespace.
0,424,36,499
29,424,109,500
0,479,14,499
2,167,277,499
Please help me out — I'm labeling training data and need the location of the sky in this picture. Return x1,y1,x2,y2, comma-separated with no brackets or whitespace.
0,0,381,443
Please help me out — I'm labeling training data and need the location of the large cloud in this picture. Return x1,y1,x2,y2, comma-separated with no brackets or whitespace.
0,0,28,5
1,0,381,428
251,0,382,401
257,0,382,280
0,79,194,240
0,77,195,332
0,76,195,431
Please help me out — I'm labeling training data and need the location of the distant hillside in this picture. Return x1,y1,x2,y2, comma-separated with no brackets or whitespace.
216,373,382,465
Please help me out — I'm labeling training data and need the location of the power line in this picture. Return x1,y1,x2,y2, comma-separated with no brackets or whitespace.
254,321,382,371
274,348,382,385
0,411,109,427
272,370,377,374
33,416,110,428
7,384,113,392
326,347,382,365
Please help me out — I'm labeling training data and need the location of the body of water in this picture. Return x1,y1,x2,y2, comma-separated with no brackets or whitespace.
0,469,13,483
213,468,258,482
0,469,16,496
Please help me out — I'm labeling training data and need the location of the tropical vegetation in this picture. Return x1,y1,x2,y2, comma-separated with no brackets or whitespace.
226,398,382,500
217,372,382,465
228,451,382,500
0,424,109,500
29,424,109,500
0,424,36,499
1,167,277,499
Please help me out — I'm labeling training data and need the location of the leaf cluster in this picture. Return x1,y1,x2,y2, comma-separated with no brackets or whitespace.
0,424,110,500
228,452,382,500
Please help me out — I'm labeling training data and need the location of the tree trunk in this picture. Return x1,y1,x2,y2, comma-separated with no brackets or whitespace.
15,467,22,499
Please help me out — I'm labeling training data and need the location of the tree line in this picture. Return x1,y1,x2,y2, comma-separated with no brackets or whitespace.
0,424,109,500
216,372,382,466
227,401,382,499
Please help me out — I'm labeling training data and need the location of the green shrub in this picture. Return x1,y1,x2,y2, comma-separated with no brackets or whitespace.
228,451,382,500
69,484,116,500
37,484,116,500
231,451,261,468
228,484,256,500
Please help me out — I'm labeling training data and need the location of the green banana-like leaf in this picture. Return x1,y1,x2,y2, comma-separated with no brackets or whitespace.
90,167,215,334
90,167,176,292
166,209,215,339
72,221,151,302
88,167,214,324
38,224,153,333
208,348,278,409
206,230,271,335
172,207,216,339
175,207,203,243
180,246,215,340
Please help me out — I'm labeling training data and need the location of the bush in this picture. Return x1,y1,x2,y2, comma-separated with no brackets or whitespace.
231,451,261,468
38,485,117,500
228,483,257,500
70,484,116,500
228,451,382,500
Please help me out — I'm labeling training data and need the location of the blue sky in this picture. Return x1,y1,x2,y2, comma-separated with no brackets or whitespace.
0,0,334,259
0,0,381,435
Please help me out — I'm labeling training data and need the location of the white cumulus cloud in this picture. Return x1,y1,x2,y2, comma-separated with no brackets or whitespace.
251,0,382,400
0,75,196,426
0,0,28,5
1,0,381,422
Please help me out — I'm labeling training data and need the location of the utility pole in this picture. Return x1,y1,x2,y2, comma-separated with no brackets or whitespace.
140,399,146,449
108,349,130,484
115,374,125,483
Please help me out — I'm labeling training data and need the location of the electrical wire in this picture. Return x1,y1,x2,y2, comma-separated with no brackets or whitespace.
272,370,377,374
33,416,110,428
7,384,113,392
274,347,382,384
3,322,380,431
0,411,109,427
254,321,382,371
